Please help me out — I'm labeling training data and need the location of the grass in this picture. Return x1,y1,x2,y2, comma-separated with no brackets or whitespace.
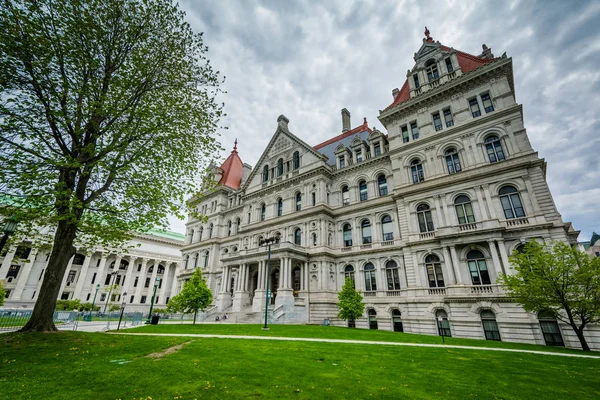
1,330,599,399
125,323,593,355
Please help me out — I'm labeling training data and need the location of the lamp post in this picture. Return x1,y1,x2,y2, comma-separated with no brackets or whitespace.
85,283,101,321
0,216,17,256
260,237,276,331
103,271,119,313
145,277,161,324
117,291,128,331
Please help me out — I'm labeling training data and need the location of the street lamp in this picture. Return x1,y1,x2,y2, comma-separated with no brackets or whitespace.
260,237,277,331
85,284,101,321
103,271,119,313
0,216,17,256
117,291,128,331
145,277,161,324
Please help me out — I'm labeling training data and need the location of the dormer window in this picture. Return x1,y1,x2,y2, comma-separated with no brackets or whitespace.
445,57,453,73
374,142,381,156
413,74,420,89
425,59,439,82
339,156,345,168
356,149,362,162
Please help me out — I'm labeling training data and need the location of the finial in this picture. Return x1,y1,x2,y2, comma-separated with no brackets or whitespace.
363,117,367,124
233,138,237,151
424,26,433,42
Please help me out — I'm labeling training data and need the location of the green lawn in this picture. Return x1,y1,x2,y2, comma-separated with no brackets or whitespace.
125,323,594,355
1,331,599,399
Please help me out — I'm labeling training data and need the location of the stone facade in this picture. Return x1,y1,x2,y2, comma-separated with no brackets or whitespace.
180,35,599,350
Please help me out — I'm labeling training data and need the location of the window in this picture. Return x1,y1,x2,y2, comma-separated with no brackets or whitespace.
6,265,20,279
73,253,86,265
247,212,251,224
392,309,403,332
137,264,142,272
538,311,564,346
227,220,232,236
413,74,420,89
368,309,378,330
425,60,439,81
381,215,394,241
445,57,453,73
410,122,419,140
90,272,95,284
100,293,106,301
260,204,266,221
401,126,409,143
433,112,443,131
15,246,31,260
377,175,388,196
356,149,362,162
294,228,302,246
293,151,300,170
445,148,461,174
203,251,209,268
130,295,134,303
263,165,269,182
481,92,494,113
411,159,424,183
184,255,189,269
85,293,90,301
235,217,241,231
295,192,302,211
104,274,111,285
140,295,147,304
198,227,203,241
67,270,76,283
374,143,381,156
341,185,350,206
311,192,316,206
277,158,283,176
361,220,372,244
499,186,525,219
359,181,368,201
454,195,476,224
485,135,505,163
425,254,444,287
277,198,283,217
443,108,454,127
344,265,355,284
145,277,151,288
134,277,139,287
194,253,199,268
417,204,434,232
343,223,352,247
481,310,501,341
339,156,345,168
364,263,377,291
386,260,400,290
467,250,491,285
436,310,451,337
469,98,481,117
208,223,213,238
312,233,317,246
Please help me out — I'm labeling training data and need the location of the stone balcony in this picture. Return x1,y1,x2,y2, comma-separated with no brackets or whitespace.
360,284,504,301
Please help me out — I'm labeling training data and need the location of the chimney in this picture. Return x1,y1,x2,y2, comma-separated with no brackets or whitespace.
341,108,351,132
392,88,399,99
277,114,289,130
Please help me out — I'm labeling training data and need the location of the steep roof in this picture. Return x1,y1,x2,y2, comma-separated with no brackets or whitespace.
218,140,244,190
313,118,372,165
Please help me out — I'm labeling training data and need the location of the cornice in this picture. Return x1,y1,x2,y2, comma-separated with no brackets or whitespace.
243,166,333,201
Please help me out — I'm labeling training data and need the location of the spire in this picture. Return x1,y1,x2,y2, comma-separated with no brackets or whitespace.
424,26,433,42
363,117,367,125
233,138,238,152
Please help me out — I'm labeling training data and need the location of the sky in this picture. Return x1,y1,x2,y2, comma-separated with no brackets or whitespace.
168,0,600,242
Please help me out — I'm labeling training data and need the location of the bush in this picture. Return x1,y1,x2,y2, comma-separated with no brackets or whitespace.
55,299,82,311
108,304,121,312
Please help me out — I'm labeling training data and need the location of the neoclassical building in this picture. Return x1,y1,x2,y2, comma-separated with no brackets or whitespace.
181,32,596,349
1,229,183,313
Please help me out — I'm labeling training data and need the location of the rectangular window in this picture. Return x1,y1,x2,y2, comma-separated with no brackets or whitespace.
130,295,135,303
67,270,77,283
155,296,159,304
100,293,106,301
6,265,20,279
4,289,11,299
356,149,362,162
410,122,419,140
86,293,90,301
91,272,96,284
443,108,454,127
402,126,409,143
115,275,121,285
311,192,316,206
374,143,381,156
469,98,481,117
413,74,420,89
96,259,101,267
104,275,111,285
481,92,494,113
339,156,345,168
247,213,251,224
432,113,443,131
140,295,147,304
445,57,453,73
134,277,139,287
61,292,69,300
137,264,142,272
145,278,150,288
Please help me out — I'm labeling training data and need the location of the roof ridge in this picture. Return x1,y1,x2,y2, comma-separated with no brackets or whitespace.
313,119,371,150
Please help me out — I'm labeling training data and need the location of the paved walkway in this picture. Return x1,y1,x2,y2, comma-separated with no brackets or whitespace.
108,332,600,359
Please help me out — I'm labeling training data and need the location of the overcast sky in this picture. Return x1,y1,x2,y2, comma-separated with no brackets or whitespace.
168,0,600,242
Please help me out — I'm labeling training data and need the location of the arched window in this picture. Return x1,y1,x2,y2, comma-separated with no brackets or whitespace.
485,135,505,163
295,192,302,211
361,219,372,244
538,311,564,347
208,223,213,238
277,198,283,217
381,215,394,241
203,251,209,268
377,174,388,196
454,195,475,224
344,265,355,284
277,158,284,176
343,223,352,247
499,186,525,219
417,204,434,233
341,185,350,206
194,253,199,268
312,233,317,246
392,309,403,332
263,164,269,182
189,229,195,244
411,159,424,183
15,245,31,260
425,254,444,288
184,255,190,269
328,233,333,246
294,228,302,245
359,180,368,201
481,310,501,341
425,59,439,81
368,308,378,330
157,265,165,274
467,250,491,285
198,226,203,242
235,217,241,232
445,148,461,174
364,263,377,291
436,310,451,337
515,243,526,254
260,203,266,221
386,260,400,290
227,220,232,236
293,151,300,170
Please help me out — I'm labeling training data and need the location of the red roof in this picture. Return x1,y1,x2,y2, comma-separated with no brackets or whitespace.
383,46,496,112
218,140,244,190
313,117,372,150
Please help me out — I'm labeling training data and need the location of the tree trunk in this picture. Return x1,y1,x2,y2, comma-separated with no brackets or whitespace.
20,221,77,332
193,310,197,325
574,326,591,351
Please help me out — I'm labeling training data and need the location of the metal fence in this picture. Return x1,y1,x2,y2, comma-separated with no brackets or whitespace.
0,309,144,332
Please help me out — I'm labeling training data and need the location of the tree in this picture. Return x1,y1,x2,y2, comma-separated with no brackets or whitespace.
166,268,212,324
500,241,600,351
0,0,223,332
337,278,364,327
0,281,5,306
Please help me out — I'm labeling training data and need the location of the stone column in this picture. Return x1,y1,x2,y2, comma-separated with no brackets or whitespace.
133,259,148,303
449,246,462,284
233,263,250,312
0,247,17,275
148,261,159,304
58,255,76,297
170,264,179,299
73,253,94,300
497,239,511,275
217,265,232,311
11,249,38,300
119,257,134,301
476,186,489,220
482,184,497,219
275,257,294,309
487,240,503,280
158,263,170,304
442,246,457,284
253,261,266,312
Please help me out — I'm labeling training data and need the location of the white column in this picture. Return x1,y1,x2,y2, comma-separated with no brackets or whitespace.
0,247,17,274
123,257,139,300
442,246,457,284
476,186,489,220
449,246,462,284
12,249,38,300
487,240,503,280
158,263,170,302
58,255,75,297
170,264,179,298
483,185,497,219
73,253,94,300
433,195,445,227
133,259,148,302
120,257,134,297
497,239,511,275
148,261,159,302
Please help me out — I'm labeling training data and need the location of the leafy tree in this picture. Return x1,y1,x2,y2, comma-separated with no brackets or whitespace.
0,0,222,332
166,268,212,324
0,281,5,306
500,241,600,351
337,278,364,327
55,299,82,311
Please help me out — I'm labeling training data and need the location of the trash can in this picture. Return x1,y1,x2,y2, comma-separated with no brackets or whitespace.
151,315,160,325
